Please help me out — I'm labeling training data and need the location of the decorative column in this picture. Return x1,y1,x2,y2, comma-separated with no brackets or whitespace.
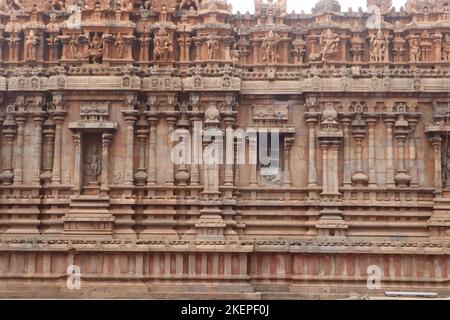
366,115,378,187
146,114,158,186
384,115,396,188
166,115,177,186
316,103,347,238
431,136,443,193
0,114,17,185
341,115,352,187
123,110,138,185
224,115,235,186
72,132,82,194
408,116,419,187
283,137,294,187
32,112,45,184
351,111,368,186
40,118,56,184
13,114,27,185
101,133,113,192
305,113,319,188
190,113,201,186
394,111,411,187
134,116,149,186
248,134,258,187
51,112,66,184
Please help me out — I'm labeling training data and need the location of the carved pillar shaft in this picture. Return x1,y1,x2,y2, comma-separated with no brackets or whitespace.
124,114,136,185
384,118,396,187
32,114,44,184
13,116,26,185
307,117,318,187
146,117,157,185
51,116,64,184
283,137,293,187
409,120,419,187
331,144,340,194
249,135,258,187
0,118,16,185
101,133,112,191
41,119,55,183
431,136,443,193
190,118,201,186
322,144,329,194
367,118,378,187
224,123,234,186
72,132,82,194
342,118,352,187
166,117,176,185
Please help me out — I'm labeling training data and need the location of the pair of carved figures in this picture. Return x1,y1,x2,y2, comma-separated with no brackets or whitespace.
153,28,173,61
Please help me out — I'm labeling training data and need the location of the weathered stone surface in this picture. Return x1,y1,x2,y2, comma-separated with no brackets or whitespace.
0,0,449,299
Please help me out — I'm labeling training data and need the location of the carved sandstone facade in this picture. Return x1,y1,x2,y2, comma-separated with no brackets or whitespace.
0,0,449,298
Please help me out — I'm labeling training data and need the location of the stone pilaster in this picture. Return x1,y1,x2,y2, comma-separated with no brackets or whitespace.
165,116,177,186
123,110,138,186
394,112,411,188
305,113,319,189
383,115,396,188
351,112,368,186
40,118,56,184
0,114,16,185
31,113,45,184
146,114,158,186
134,116,149,186
408,116,419,188
283,137,294,187
431,136,443,194
13,114,27,185
341,115,352,187
51,112,66,184
71,132,82,195
366,115,378,187
101,133,113,193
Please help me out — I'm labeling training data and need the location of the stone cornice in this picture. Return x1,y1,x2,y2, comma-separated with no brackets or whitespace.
0,238,447,255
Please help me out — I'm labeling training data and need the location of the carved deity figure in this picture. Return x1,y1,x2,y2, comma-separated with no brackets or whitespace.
88,32,104,64
318,29,339,62
85,144,102,184
366,0,392,29
206,34,219,60
114,33,126,58
409,37,421,62
262,30,279,64
442,34,450,61
153,28,173,61
231,44,240,63
92,0,102,21
25,30,38,60
67,33,79,59
369,30,388,63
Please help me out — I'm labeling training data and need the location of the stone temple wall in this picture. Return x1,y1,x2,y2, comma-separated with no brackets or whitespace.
0,0,449,298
